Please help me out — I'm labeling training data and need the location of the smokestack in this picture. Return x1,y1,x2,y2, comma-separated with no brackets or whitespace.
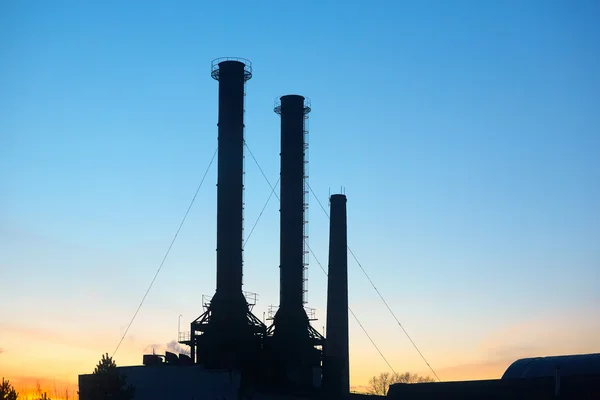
277,95,308,315
324,194,350,394
268,95,323,386
185,58,265,369
214,59,248,297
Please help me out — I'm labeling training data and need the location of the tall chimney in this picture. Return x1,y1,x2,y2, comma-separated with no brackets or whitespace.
214,59,247,298
278,95,308,315
185,58,265,369
324,194,350,394
268,95,323,386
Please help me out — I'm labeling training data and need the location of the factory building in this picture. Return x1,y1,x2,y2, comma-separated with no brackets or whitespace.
78,57,600,399
388,353,600,399
79,57,351,399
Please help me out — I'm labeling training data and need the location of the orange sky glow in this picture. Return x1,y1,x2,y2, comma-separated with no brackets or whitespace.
2,310,599,398
3,1,600,399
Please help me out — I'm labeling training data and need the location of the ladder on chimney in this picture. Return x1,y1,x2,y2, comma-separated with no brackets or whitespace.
302,107,310,304
241,89,246,286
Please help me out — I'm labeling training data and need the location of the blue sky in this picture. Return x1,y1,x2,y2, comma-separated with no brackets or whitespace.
1,0,599,390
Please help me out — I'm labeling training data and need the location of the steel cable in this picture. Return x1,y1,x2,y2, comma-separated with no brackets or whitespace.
112,148,218,357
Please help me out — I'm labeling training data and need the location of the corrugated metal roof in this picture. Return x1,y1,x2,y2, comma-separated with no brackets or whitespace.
502,353,600,379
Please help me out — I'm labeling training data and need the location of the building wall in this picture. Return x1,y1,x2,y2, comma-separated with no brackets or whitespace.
387,374,600,400
79,365,325,400
79,365,240,400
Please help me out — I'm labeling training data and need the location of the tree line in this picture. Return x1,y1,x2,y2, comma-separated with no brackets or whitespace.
367,371,436,395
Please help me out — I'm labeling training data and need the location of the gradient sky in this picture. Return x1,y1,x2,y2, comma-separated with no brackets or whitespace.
1,0,599,395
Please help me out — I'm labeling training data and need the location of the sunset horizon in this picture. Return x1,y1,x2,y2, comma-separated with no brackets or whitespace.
2,0,598,398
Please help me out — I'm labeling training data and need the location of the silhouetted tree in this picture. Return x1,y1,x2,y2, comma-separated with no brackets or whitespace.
78,353,135,400
94,353,117,374
1,377,18,400
367,371,436,395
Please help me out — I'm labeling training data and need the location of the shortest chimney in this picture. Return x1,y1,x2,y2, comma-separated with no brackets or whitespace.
324,194,349,394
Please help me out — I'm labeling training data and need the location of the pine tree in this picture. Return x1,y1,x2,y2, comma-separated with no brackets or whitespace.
1,377,18,400
79,354,135,400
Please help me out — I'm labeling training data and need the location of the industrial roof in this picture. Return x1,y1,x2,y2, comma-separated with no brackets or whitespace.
502,353,600,379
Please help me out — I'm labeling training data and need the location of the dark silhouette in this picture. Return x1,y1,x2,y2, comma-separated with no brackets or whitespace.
323,194,350,395
78,353,134,400
1,378,18,400
180,58,266,371
266,95,324,388
75,55,600,399
368,372,435,395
